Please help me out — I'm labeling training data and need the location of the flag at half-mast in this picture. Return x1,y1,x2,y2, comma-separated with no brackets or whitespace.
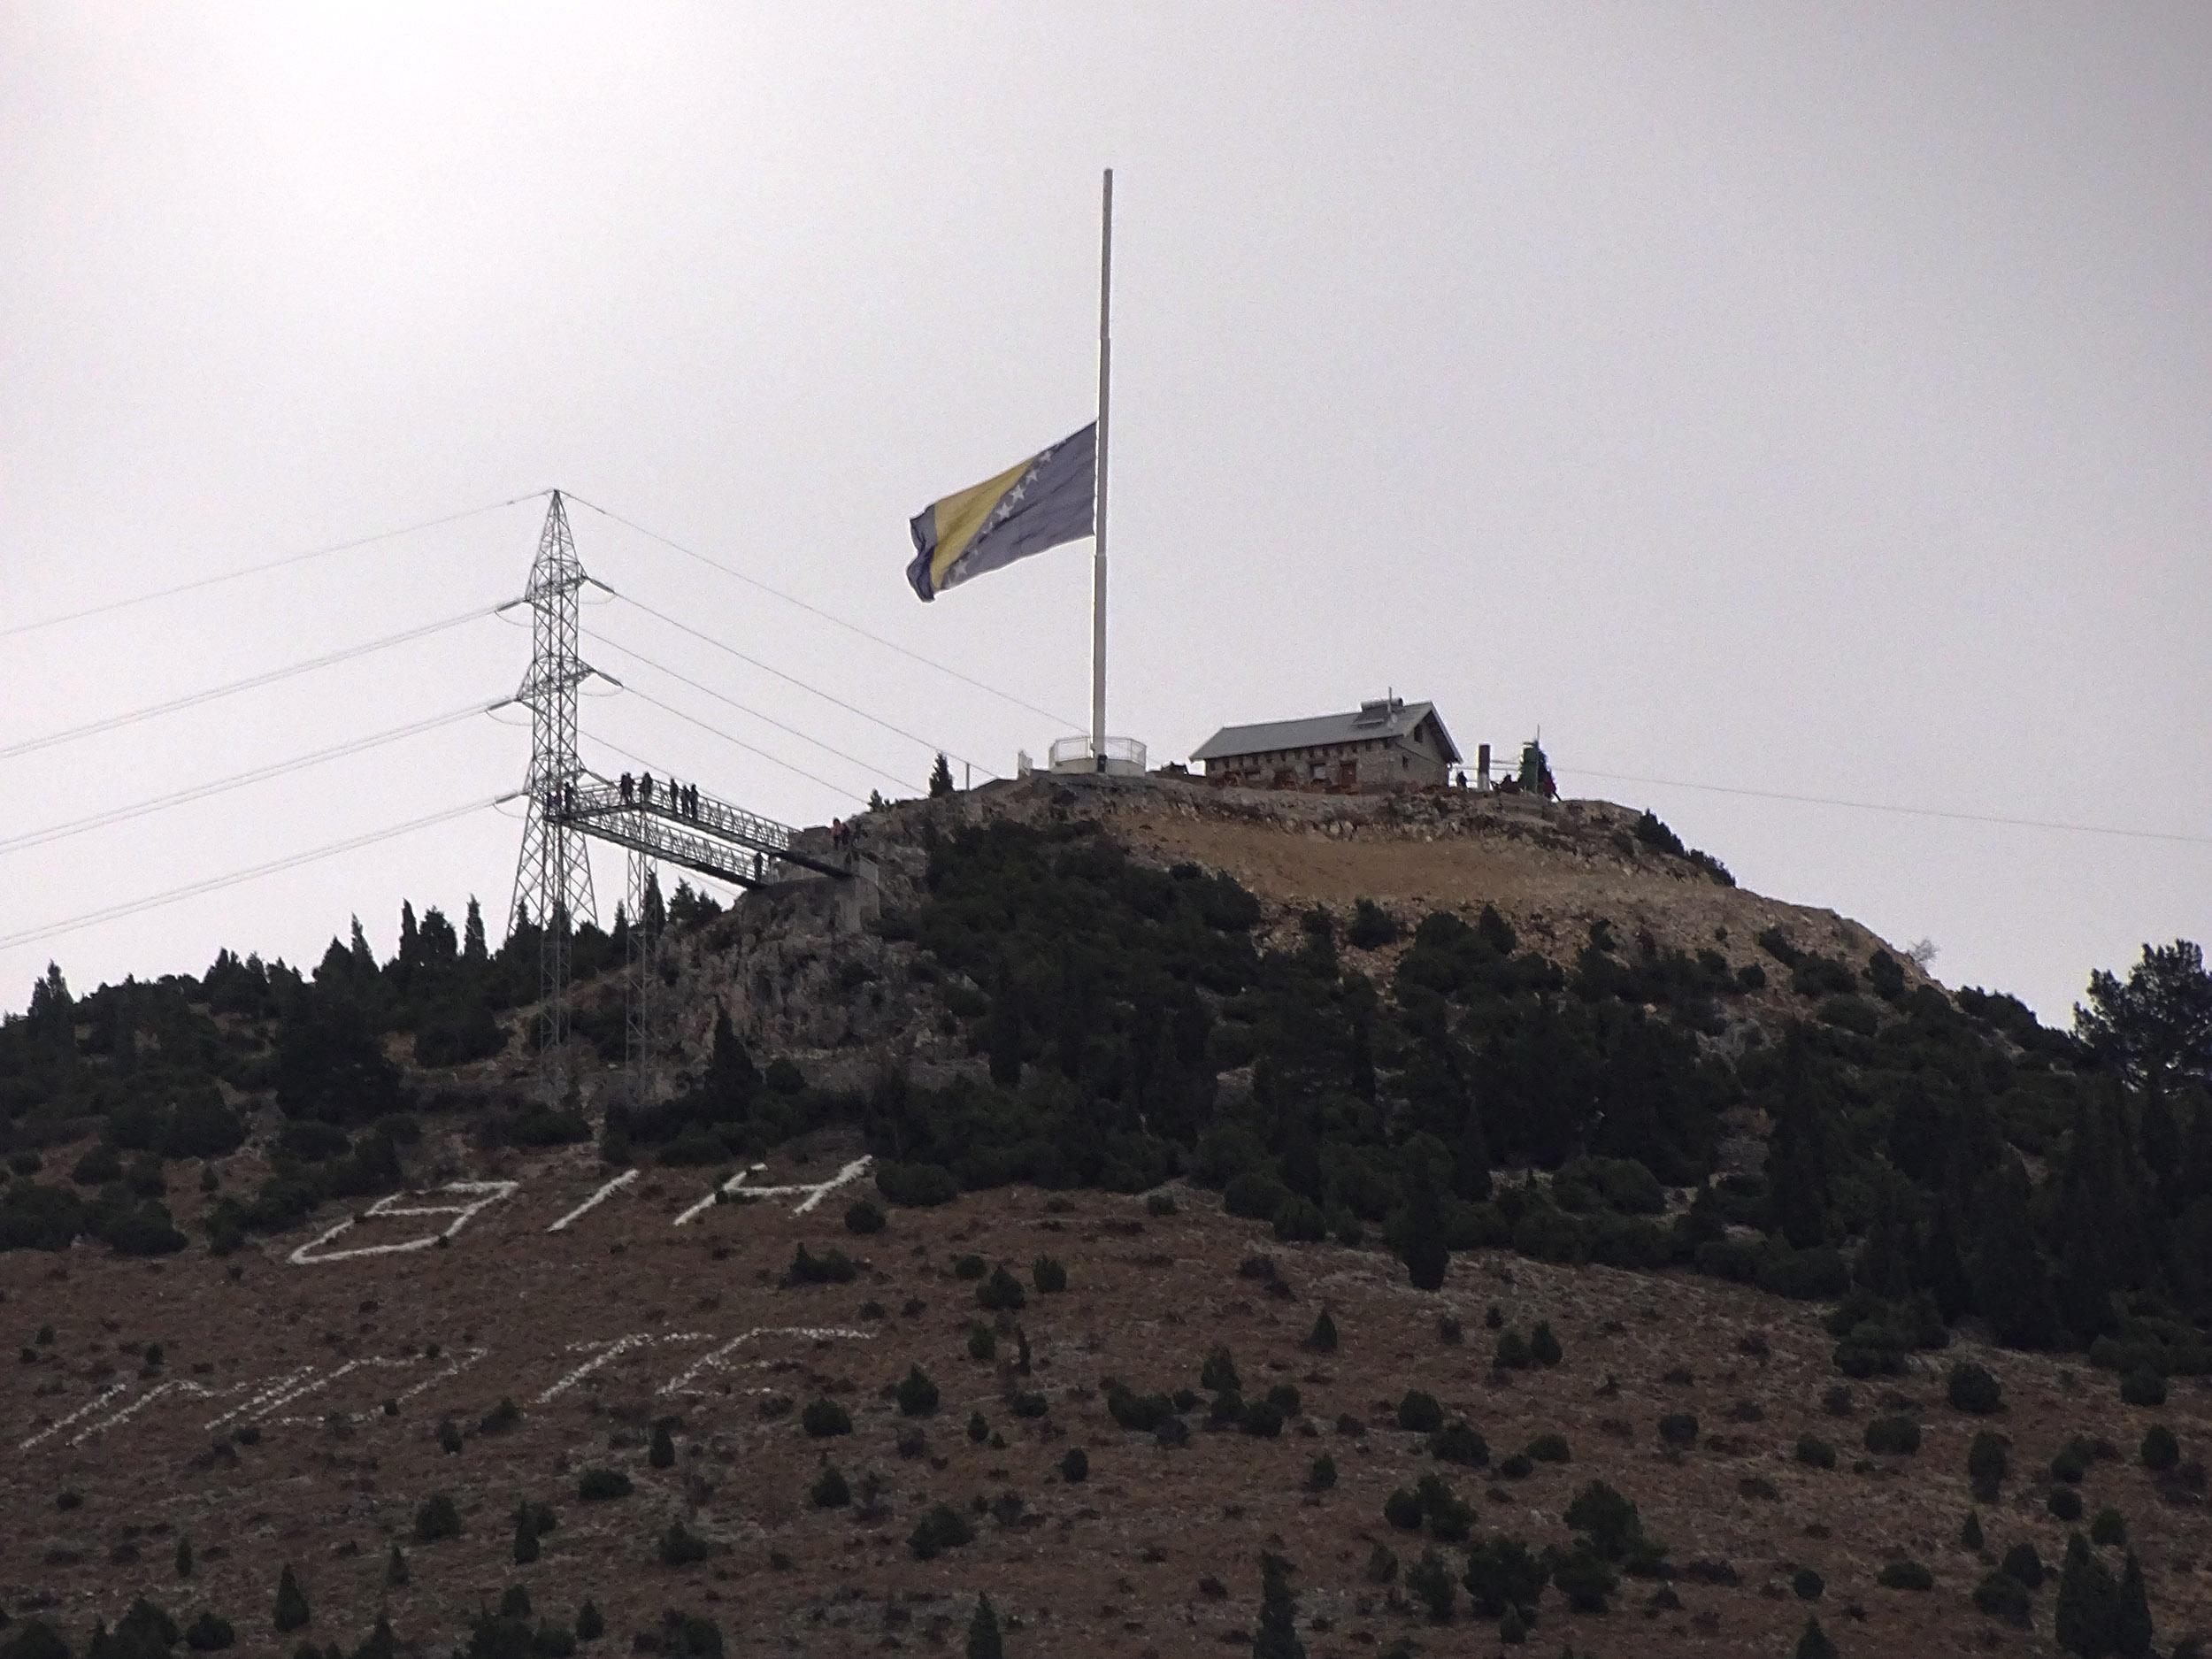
906,422,1097,602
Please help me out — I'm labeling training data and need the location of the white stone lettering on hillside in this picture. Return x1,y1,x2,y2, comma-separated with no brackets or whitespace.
17,1381,132,1450
534,1332,712,1404
205,1364,321,1430
68,1378,227,1446
659,1325,874,1398
548,1169,639,1232
672,1156,872,1226
288,1180,519,1264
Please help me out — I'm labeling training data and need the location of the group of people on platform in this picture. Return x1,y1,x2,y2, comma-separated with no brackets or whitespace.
618,772,703,820
830,818,857,852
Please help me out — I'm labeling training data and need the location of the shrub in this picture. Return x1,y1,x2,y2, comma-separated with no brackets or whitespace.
1032,1255,1068,1293
1430,1421,1489,1468
1565,1480,1641,1560
1552,1541,1619,1612
1304,1310,1338,1353
908,1502,974,1561
658,1522,709,1566
1947,1361,2004,1415
1967,1429,2010,1494
1529,1322,1563,1367
1526,1432,1571,1463
953,1254,987,1280
1794,1615,1839,1659
1795,1433,1837,1470
575,1601,604,1643
977,1266,1026,1312
2090,1506,2126,1548
2001,1541,2046,1589
1494,1329,1533,1371
875,1160,958,1207
273,1564,309,1633
1657,1412,1699,1449
1145,1192,1178,1216
183,1611,234,1651
1397,1390,1444,1433
2122,1367,2169,1407
967,1409,988,1443
1272,1196,1326,1243
1462,1532,1550,1617
1201,1346,1240,1393
1793,1567,1824,1601
1240,1398,1285,1438
802,1398,852,1438
1348,898,1400,949
1406,1548,1456,1622
2142,1424,2180,1471
1877,1558,1933,1591
1498,1452,1535,1479
650,1422,676,1468
1973,1571,2032,1625
843,1200,885,1235
809,1464,849,1508
413,1494,462,1542
1307,1453,1337,1492
1060,1447,1088,1482
2051,1444,2088,1484
1960,1509,1984,1551
896,1365,940,1417
786,1244,856,1286
1864,1416,1922,1456
577,1468,632,1502
2047,1486,2084,1522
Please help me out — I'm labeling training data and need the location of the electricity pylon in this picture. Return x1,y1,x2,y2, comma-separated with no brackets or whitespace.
509,490,598,1105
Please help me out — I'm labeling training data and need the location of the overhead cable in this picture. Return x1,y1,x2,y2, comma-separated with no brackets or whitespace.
0,794,518,953
600,588,994,778
582,628,922,794
1557,765,2212,848
0,603,503,764
591,691,872,807
565,492,1083,730
0,491,547,641
0,699,511,857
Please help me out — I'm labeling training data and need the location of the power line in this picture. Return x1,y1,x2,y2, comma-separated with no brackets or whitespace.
590,691,872,807
0,794,517,953
600,587,995,778
0,699,510,857
0,492,547,641
1558,764,2212,848
0,603,503,764
583,629,922,794
565,492,1084,731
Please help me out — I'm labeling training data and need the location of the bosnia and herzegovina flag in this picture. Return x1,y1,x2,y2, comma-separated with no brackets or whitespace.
906,423,1096,602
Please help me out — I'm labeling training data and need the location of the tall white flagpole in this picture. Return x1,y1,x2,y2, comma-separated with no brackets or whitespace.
1092,167,1112,771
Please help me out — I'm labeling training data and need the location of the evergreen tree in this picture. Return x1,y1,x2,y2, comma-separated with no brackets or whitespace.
641,872,666,941
396,902,420,983
702,1009,759,1123
2075,939,2212,1089
1252,1553,1305,1659
1793,1616,1838,1659
175,1533,194,1578
513,1506,540,1563
2114,1552,2153,1658
1387,1135,1452,1292
385,1544,408,1587
464,896,489,965
2052,1085,2158,1341
348,917,376,979
1766,1042,1834,1248
964,1594,1003,1659
273,1563,311,1633
2055,1532,2117,1657
930,753,956,797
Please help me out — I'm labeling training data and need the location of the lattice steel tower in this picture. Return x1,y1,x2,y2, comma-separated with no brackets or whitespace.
510,490,598,1103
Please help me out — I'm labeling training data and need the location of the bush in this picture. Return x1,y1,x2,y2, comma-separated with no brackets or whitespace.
1657,1412,1699,1449
1430,1421,1489,1468
658,1522,709,1566
1864,1416,1922,1456
1967,1429,2010,1493
2047,1486,2084,1522
1961,1509,1984,1551
1529,1322,1563,1367
875,1160,958,1207
1032,1254,1068,1293
1526,1432,1571,1463
908,1502,974,1561
1307,1453,1337,1492
802,1398,852,1438
1304,1309,1338,1353
809,1465,849,1509
1795,1433,1837,1470
976,1266,1026,1312
843,1200,885,1235
2142,1424,2180,1471
1397,1389,1444,1433
1240,1398,1285,1439
1384,1487,1425,1531
1793,1567,1824,1601
273,1564,309,1633
2122,1367,2169,1407
183,1611,234,1651
577,1468,632,1502
650,1422,676,1468
786,1244,856,1286
2000,1542,2046,1590
1973,1571,2032,1625
1348,899,1401,949
1059,1447,1088,1482
1462,1532,1550,1617
2090,1506,2126,1548
1406,1548,1457,1623
953,1254,987,1279
895,1365,941,1417
414,1494,462,1542
1877,1559,1933,1591
1145,1192,1178,1216
2051,1444,2088,1484
1947,1361,2004,1415
1565,1480,1641,1560
575,1601,604,1643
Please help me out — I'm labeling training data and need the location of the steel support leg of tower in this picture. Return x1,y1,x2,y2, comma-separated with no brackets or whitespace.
625,847,656,1102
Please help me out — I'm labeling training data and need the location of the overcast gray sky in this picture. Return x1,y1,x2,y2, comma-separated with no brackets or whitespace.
3,3,2206,1025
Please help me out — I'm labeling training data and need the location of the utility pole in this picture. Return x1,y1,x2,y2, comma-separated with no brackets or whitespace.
510,491,598,1106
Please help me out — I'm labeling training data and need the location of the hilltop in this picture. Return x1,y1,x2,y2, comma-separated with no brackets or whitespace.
1,773,2207,1659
